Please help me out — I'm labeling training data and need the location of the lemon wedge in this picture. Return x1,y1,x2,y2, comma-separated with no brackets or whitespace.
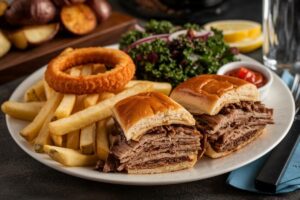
229,34,263,53
204,20,261,43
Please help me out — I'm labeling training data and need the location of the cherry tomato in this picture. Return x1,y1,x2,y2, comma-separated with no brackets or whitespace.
226,67,266,88
237,67,249,79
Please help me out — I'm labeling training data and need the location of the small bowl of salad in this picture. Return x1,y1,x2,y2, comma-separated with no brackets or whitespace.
217,61,273,100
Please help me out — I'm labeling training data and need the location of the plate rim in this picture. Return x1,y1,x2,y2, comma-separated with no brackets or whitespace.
5,44,295,185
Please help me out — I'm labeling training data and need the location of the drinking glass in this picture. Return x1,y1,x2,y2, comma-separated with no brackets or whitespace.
263,0,300,73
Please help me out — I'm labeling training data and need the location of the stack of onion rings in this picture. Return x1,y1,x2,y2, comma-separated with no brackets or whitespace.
45,47,136,94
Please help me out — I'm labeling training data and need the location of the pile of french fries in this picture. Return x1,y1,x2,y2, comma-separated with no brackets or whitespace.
1,64,172,168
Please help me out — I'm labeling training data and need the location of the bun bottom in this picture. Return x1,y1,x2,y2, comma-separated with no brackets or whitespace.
127,155,197,174
205,128,265,159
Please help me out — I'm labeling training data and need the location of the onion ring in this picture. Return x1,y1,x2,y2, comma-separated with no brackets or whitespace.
45,47,136,94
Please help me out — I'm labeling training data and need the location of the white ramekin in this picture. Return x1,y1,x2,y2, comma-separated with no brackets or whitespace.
217,61,273,100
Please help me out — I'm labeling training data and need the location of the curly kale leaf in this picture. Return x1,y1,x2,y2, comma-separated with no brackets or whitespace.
193,28,237,73
119,30,150,50
145,20,174,34
128,39,185,86
183,23,202,31
120,20,236,86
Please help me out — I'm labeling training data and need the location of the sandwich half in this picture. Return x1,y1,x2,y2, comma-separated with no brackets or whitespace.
170,75,273,158
102,91,206,174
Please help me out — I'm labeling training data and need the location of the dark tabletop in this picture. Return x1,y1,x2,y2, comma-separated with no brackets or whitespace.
1,0,300,199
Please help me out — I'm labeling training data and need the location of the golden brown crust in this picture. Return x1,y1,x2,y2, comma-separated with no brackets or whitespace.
174,74,249,100
45,47,135,94
112,92,195,141
170,75,259,115
61,3,97,35
205,128,265,158
114,92,181,130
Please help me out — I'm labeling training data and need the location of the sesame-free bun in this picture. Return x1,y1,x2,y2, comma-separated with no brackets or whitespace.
170,75,259,115
112,91,195,141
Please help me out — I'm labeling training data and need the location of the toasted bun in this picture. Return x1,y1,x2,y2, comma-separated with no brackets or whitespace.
127,154,197,174
205,128,265,158
170,75,259,115
112,91,195,141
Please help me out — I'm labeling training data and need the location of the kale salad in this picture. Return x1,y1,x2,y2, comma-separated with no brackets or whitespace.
119,20,238,86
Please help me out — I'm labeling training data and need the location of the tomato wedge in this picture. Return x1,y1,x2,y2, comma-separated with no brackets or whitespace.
226,67,266,88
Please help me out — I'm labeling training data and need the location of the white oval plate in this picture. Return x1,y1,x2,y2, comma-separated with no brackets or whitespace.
5,45,295,185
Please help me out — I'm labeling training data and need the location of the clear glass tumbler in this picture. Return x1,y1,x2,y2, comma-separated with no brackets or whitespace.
263,0,300,73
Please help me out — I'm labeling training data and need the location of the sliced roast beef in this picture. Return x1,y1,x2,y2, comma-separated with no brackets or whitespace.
102,125,204,173
194,101,273,153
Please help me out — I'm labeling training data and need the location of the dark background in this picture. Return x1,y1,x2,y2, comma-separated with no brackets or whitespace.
116,0,262,24
1,0,300,199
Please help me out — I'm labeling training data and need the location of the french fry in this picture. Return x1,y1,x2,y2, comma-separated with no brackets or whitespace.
34,109,56,153
73,95,86,112
53,68,81,145
24,80,46,102
33,80,46,101
81,82,114,154
81,65,92,76
81,65,98,108
81,92,115,154
98,92,115,102
44,145,98,167
43,79,54,100
106,118,117,147
24,82,41,102
92,63,106,74
96,119,109,160
125,80,172,96
80,65,99,154
1,101,44,121
49,83,153,136
54,68,81,119
20,92,62,141
83,94,99,108
84,92,115,109
55,94,76,119
66,129,80,150
80,123,96,154
24,89,39,102
51,135,64,147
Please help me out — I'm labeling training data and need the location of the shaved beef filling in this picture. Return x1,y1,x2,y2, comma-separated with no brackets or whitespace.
195,101,273,152
101,124,204,173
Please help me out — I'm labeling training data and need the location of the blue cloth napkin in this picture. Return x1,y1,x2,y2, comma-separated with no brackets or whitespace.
227,70,300,194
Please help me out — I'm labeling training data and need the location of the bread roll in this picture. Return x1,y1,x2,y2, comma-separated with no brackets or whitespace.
170,75,259,115
112,91,195,141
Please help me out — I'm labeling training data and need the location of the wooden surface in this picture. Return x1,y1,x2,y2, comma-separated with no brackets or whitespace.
0,12,136,84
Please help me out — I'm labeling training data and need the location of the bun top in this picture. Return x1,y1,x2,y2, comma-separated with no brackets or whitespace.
112,91,195,141
170,75,259,115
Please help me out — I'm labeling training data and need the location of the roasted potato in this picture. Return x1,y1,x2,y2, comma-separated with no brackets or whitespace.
0,0,8,17
87,0,111,23
5,0,56,26
23,23,60,45
0,30,11,58
52,0,86,7
9,23,59,49
60,3,97,35
8,30,28,50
